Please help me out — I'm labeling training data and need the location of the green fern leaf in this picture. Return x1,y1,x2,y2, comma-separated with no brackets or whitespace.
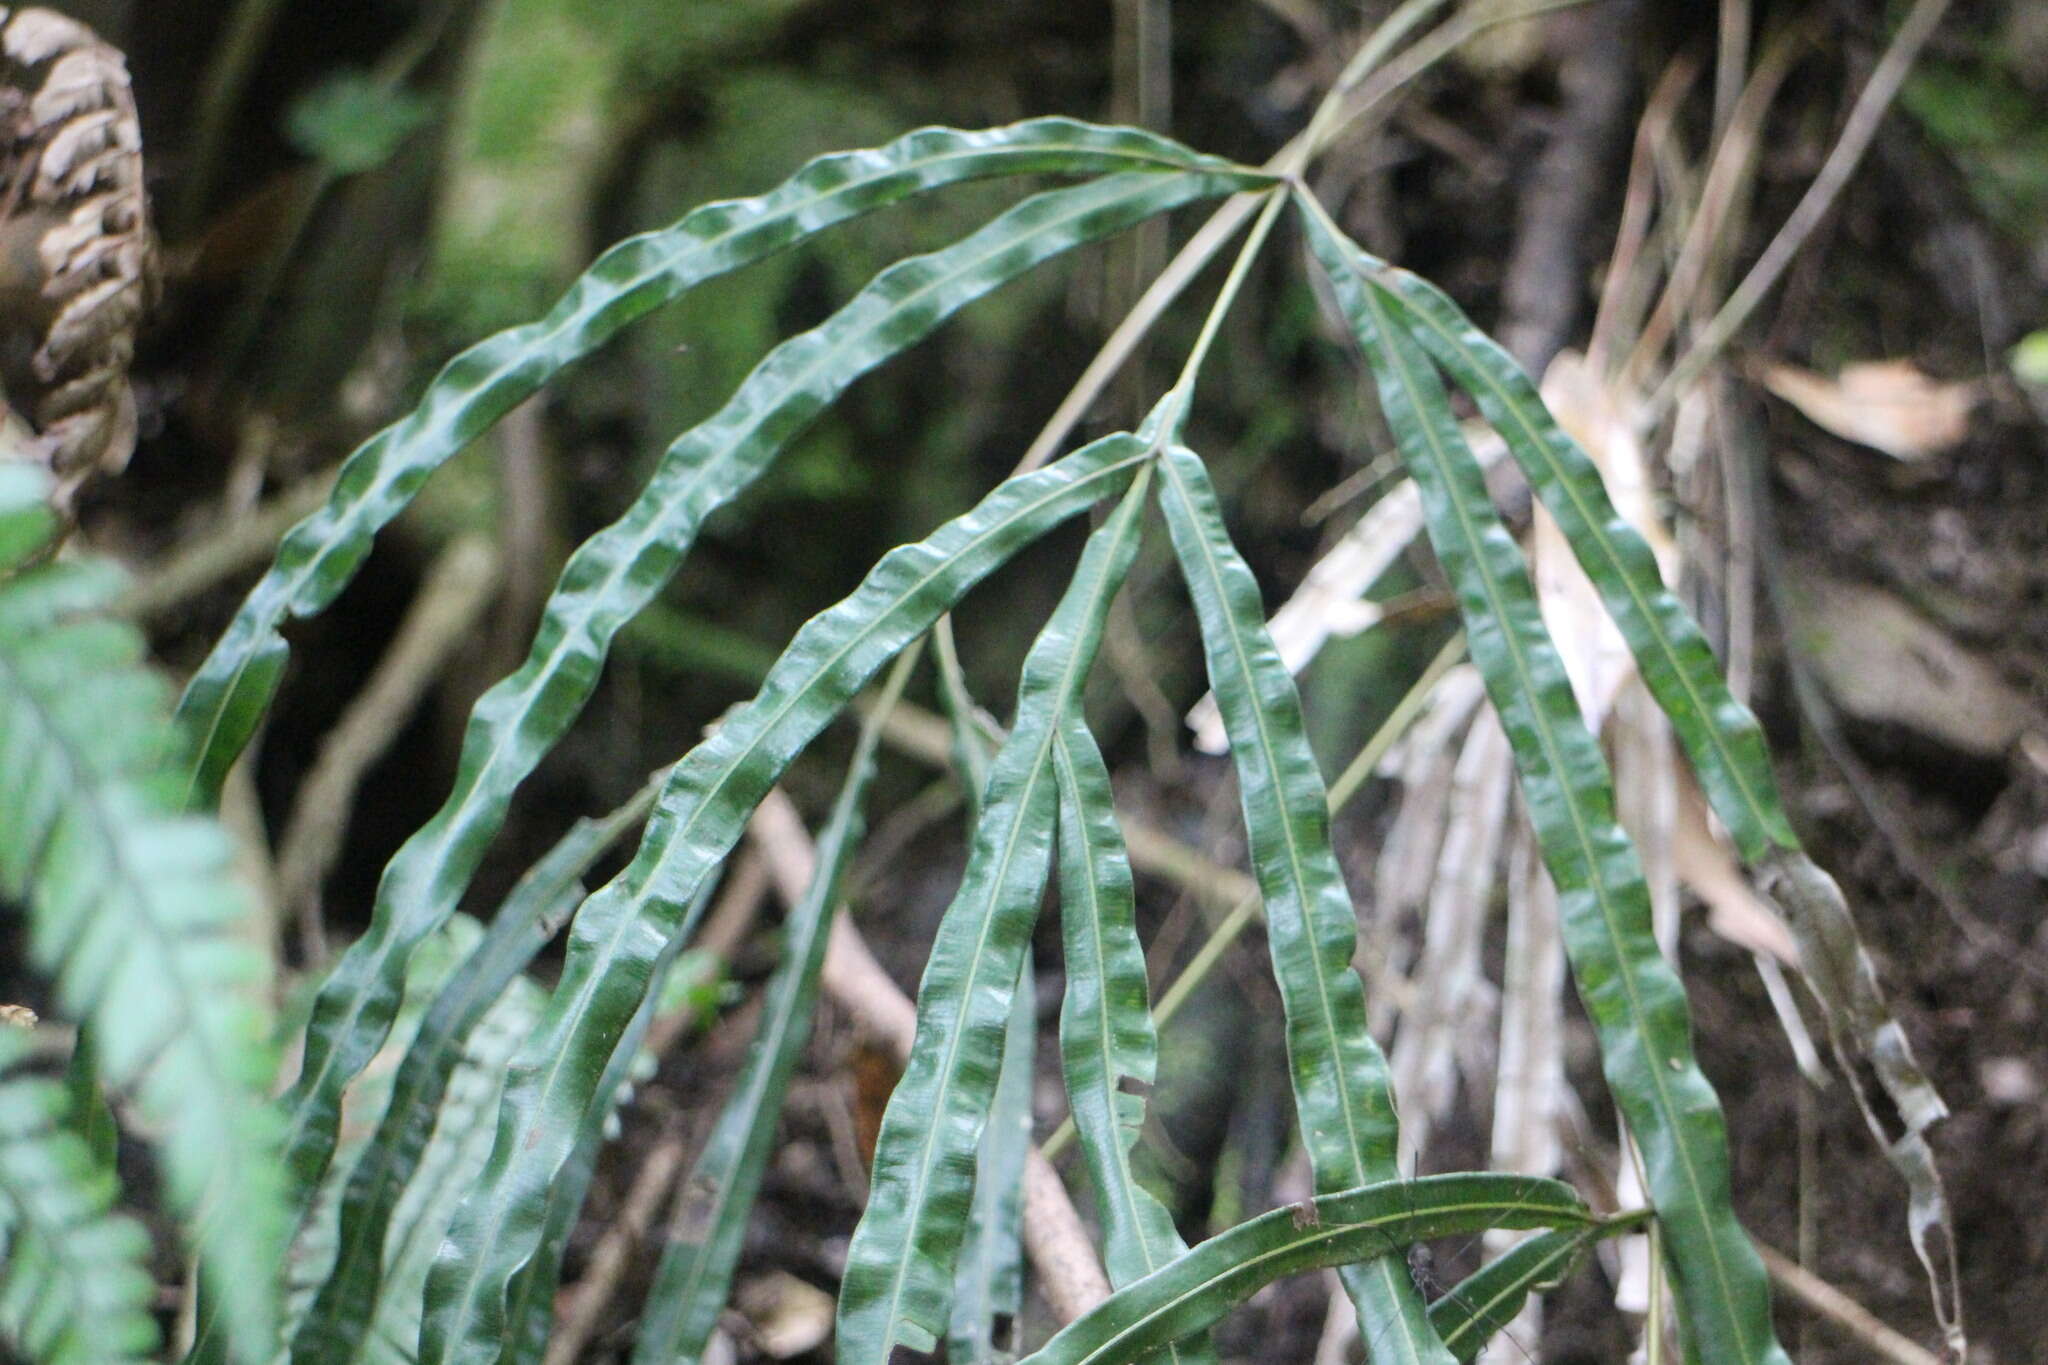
633,658,907,1365
419,428,1150,1365
291,775,658,1364
271,167,1259,1240
176,117,1268,806
1154,441,1446,1362
1018,1175,1592,1365
1428,1225,1609,1362
496,887,714,1365
835,437,1154,1365
0,1030,157,1365
1299,196,1790,1365
1050,709,1216,1364
0,469,286,1364
1356,258,1797,858
932,636,1032,1364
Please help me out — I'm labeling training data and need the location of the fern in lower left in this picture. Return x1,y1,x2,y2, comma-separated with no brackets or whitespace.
0,1028,156,1364
0,464,287,1365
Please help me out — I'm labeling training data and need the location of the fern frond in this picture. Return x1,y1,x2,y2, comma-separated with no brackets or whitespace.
0,1029,156,1365
0,466,286,1363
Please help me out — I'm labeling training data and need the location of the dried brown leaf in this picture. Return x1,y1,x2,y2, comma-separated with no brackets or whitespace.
1755,358,1978,461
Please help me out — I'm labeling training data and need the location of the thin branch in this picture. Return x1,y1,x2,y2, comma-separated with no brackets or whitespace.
1755,1241,1943,1365
115,471,334,620
542,1126,692,1365
1652,0,1958,414
272,535,499,960
748,787,1113,1323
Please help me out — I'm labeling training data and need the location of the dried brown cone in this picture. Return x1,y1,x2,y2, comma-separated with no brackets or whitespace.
0,5,157,515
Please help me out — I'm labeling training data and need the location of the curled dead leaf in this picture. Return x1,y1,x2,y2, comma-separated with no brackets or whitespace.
1754,357,1978,461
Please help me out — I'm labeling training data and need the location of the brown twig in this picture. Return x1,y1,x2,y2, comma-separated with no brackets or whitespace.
1652,0,1958,415
272,535,499,961
542,1125,692,1365
113,469,334,619
746,787,1113,1324
1495,0,1644,376
1755,1241,1942,1365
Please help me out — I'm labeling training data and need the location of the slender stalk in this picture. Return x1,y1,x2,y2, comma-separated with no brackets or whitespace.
1651,0,1957,415
1017,0,1553,472
1166,189,1289,413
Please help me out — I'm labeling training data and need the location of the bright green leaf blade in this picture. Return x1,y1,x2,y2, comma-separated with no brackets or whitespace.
418,429,1150,1365
1426,1223,1607,1363
1153,442,1445,1362
278,917,499,1361
1051,710,1216,1364
176,116,1267,806
1299,195,1790,1365
496,885,714,1365
943,651,1031,1365
290,774,662,1365
836,454,1155,1365
948,953,1036,1364
1019,1174,1591,1365
0,514,286,1363
367,970,545,1364
631,658,909,1365
0,1031,157,1365
279,923,548,1365
268,166,1257,1242
1358,255,1796,859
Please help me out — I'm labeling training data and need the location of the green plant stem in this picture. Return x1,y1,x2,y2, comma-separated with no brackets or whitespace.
1039,631,1465,1163
1294,0,1453,161
1019,0,1527,473
1167,189,1288,411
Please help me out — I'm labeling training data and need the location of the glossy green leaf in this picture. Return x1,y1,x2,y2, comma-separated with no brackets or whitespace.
1050,709,1216,1364
836,454,1156,1365
268,166,1257,1245
0,471,285,1365
1299,196,1790,1365
1359,216,1962,1358
291,773,661,1364
279,923,547,1365
942,649,1033,1365
1428,1225,1608,1363
288,773,651,1358
497,886,713,1365
1154,441,1446,1362
948,953,1036,1364
176,116,1267,805
1356,253,1796,859
631,659,909,1365
1018,1175,1591,1365
277,917,508,1360
0,1031,156,1365
419,430,1150,1365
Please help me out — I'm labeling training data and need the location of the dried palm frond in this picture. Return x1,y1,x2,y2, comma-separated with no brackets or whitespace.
0,6,156,515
